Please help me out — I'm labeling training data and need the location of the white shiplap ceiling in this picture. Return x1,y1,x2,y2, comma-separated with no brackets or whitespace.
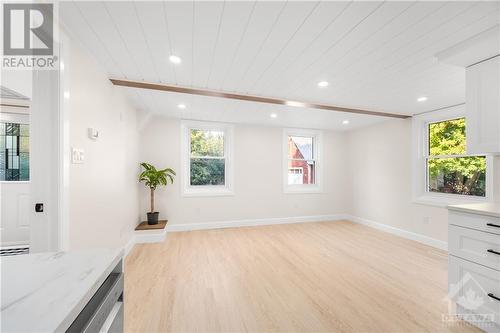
60,1,500,130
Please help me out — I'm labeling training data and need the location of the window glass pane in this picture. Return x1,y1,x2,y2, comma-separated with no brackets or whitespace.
20,136,29,153
10,155,19,169
428,118,466,156
6,123,19,136
288,136,313,160
0,123,30,181
0,151,4,181
287,160,315,185
288,136,314,160
6,136,13,149
6,169,19,181
190,129,224,157
20,153,29,181
427,156,486,196
20,124,29,136
190,158,225,186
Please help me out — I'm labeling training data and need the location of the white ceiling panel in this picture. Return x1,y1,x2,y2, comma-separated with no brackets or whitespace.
219,1,287,92
119,86,387,131
60,1,500,124
192,1,225,88
104,1,161,82
134,1,176,84
329,2,492,95
206,1,257,89
236,1,320,93
245,1,349,94
163,1,194,86
60,2,124,76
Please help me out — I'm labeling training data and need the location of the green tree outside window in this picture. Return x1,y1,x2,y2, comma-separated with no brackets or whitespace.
427,118,486,196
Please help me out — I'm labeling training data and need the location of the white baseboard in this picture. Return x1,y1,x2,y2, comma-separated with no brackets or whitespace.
167,214,349,232
346,215,448,251
128,214,447,252
123,235,136,257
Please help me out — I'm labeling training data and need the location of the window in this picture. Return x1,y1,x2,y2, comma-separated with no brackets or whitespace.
413,105,492,205
0,122,29,181
427,118,486,197
283,129,321,193
182,121,233,196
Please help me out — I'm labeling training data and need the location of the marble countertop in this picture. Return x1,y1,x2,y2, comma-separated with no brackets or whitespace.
448,202,500,218
1,248,123,332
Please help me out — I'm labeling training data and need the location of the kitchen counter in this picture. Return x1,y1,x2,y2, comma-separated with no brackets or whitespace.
448,202,500,218
1,248,123,332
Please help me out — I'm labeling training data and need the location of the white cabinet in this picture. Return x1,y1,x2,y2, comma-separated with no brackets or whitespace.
448,207,500,332
449,224,500,271
466,56,500,154
449,256,500,326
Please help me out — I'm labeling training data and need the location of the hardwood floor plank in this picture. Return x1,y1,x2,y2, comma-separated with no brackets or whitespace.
124,221,481,333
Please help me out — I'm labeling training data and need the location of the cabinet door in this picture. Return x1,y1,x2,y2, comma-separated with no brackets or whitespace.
466,56,500,154
449,255,500,325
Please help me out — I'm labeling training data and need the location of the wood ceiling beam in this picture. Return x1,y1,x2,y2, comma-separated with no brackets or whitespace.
109,78,410,119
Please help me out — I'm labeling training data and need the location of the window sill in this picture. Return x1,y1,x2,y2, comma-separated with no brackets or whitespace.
0,181,30,184
182,187,234,197
413,194,490,208
283,185,323,194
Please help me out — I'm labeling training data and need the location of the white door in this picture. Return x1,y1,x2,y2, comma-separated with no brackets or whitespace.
0,103,31,247
0,72,61,253
1,4,62,253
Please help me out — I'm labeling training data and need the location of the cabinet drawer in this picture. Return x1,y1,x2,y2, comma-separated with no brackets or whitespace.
449,211,500,235
449,225,500,271
449,255,500,325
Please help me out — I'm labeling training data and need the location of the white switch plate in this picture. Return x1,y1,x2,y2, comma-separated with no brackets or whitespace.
71,148,85,164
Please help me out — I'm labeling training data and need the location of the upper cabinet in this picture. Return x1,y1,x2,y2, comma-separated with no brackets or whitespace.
466,56,500,154
436,25,500,154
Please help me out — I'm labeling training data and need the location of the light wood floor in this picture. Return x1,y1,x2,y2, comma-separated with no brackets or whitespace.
124,221,481,333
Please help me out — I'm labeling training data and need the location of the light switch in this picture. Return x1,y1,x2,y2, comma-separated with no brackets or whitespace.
71,148,85,164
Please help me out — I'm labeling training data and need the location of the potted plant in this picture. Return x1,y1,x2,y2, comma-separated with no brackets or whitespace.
139,162,176,225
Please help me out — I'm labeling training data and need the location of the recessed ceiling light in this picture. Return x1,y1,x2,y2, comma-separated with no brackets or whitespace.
342,120,350,125
270,113,277,119
169,55,181,64
417,96,428,102
177,103,186,109
317,81,329,87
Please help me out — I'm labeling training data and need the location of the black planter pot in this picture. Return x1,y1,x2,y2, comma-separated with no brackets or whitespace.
147,212,159,225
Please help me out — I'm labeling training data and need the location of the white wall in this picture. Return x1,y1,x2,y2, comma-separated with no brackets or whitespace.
66,41,140,250
138,116,349,227
346,119,453,243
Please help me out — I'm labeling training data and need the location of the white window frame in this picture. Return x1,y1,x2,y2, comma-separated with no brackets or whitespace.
283,128,322,194
181,121,234,197
412,105,493,207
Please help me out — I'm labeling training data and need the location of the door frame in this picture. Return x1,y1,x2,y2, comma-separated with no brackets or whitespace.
29,33,71,253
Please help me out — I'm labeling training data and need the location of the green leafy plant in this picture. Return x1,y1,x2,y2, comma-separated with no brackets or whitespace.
139,163,176,213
